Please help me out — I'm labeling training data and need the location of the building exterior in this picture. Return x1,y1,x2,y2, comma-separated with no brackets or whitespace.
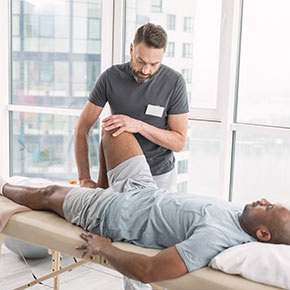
12,0,194,190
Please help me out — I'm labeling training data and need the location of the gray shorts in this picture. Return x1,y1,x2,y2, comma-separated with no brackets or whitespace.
153,169,177,191
63,155,157,234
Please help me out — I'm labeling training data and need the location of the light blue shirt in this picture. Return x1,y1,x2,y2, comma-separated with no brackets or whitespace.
100,188,256,272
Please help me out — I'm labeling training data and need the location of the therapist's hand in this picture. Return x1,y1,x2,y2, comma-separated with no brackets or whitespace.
79,178,99,188
102,115,143,137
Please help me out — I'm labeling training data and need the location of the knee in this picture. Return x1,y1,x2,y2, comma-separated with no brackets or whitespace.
102,128,137,148
102,128,133,139
102,128,119,137
102,128,120,143
40,185,60,198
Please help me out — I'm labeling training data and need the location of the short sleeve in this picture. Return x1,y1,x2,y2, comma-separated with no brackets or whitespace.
88,70,108,107
168,75,189,115
175,228,230,272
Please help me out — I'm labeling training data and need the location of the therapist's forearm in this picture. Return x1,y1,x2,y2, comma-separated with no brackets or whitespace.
139,122,186,152
74,130,91,181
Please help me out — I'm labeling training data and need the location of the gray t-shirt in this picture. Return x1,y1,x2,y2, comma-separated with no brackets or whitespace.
100,189,256,272
88,62,189,175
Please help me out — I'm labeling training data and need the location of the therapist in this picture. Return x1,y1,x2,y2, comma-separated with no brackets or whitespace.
74,23,189,192
74,23,188,290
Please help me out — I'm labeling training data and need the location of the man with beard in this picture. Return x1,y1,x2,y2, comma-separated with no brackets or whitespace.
74,23,188,290
74,23,189,192
1,130,290,287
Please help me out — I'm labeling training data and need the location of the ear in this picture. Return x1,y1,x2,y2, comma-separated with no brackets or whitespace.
130,43,133,57
256,225,271,242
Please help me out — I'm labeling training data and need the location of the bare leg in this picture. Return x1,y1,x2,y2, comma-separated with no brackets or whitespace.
95,134,109,189
2,184,72,217
101,129,144,172
2,130,144,217
94,129,144,186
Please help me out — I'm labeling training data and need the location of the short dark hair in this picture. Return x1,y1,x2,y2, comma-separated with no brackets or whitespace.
133,23,167,50
271,217,290,245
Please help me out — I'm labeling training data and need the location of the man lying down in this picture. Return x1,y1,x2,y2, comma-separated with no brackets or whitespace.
1,129,290,284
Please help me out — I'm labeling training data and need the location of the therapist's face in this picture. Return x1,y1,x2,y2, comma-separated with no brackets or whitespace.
130,42,164,83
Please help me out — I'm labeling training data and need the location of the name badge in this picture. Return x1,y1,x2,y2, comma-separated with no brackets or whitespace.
145,104,165,117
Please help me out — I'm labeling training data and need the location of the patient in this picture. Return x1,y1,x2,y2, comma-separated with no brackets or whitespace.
1,129,290,284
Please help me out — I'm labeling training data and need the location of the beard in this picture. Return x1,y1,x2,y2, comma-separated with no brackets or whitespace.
130,59,152,83
131,68,152,83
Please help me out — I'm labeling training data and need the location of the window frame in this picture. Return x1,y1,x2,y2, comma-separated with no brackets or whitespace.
2,0,290,203
0,0,10,178
166,14,176,30
184,16,194,33
0,0,115,178
182,43,193,58
151,0,163,13
166,41,175,57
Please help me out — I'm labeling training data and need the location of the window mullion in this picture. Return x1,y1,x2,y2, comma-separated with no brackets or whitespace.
218,0,242,200
112,0,125,64
101,0,114,72
99,0,125,121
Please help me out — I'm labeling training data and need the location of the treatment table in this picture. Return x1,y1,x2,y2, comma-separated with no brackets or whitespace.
0,209,282,290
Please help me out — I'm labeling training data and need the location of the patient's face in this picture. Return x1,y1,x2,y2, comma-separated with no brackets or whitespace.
242,198,290,230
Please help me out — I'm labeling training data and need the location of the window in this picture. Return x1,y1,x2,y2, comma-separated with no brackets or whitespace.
177,181,187,193
40,16,54,38
12,0,102,108
178,160,188,174
88,18,101,40
24,15,39,37
8,0,287,207
182,137,190,152
73,2,102,54
125,0,222,113
12,112,100,181
184,16,194,33
167,14,176,30
232,0,290,205
232,130,290,206
87,62,101,90
181,69,192,84
40,62,54,83
136,15,150,26
237,0,290,128
187,91,192,105
151,0,162,13
186,121,221,196
9,0,105,180
182,43,193,58
166,42,175,57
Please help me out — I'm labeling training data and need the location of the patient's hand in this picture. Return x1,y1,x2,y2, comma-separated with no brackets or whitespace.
79,178,99,188
76,233,112,258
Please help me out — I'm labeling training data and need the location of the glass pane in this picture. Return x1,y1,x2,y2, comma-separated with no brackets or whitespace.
124,0,222,109
12,112,100,182
232,131,290,206
11,0,102,109
176,121,221,196
237,0,290,127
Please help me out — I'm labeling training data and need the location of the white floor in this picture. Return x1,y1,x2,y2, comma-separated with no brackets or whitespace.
0,244,124,290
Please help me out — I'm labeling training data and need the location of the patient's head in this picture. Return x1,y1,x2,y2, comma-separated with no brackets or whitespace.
240,198,290,245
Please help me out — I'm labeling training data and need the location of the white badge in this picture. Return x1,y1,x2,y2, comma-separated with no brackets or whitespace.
145,104,165,117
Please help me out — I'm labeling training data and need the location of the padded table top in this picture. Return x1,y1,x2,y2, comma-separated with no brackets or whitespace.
1,210,281,290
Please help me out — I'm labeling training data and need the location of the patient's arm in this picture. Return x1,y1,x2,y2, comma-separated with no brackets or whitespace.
77,233,188,283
